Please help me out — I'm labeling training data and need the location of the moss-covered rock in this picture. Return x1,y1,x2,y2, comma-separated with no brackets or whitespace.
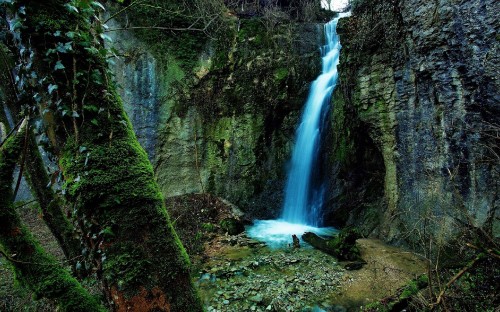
107,12,323,217
302,227,363,261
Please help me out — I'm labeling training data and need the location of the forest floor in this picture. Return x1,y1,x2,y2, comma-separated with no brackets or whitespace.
194,234,427,312
1,199,426,312
0,203,62,311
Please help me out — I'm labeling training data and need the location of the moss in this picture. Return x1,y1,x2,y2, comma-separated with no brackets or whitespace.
274,67,289,82
219,218,244,235
21,131,82,267
201,222,215,232
19,0,204,309
0,125,106,311
362,274,428,312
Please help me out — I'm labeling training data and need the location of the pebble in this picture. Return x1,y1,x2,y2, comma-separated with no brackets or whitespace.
197,233,344,311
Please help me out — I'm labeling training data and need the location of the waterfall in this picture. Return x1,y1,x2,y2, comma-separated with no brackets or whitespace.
247,13,349,247
281,14,346,226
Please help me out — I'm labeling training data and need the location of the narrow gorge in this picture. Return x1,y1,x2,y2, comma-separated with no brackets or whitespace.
0,0,498,311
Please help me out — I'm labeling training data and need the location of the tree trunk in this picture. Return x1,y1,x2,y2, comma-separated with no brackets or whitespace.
0,120,106,312
11,1,204,310
1,42,83,271
24,130,83,268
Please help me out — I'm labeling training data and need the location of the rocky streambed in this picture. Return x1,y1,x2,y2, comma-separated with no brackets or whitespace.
193,234,427,312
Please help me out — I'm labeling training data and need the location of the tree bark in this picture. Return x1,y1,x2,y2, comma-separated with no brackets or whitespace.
1,41,83,271
0,120,106,312
11,1,204,310
23,130,83,268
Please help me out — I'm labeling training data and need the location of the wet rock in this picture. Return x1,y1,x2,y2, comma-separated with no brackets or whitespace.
249,294,263,303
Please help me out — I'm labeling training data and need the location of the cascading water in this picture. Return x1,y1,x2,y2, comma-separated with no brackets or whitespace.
248,12,350,247
282,17,343,225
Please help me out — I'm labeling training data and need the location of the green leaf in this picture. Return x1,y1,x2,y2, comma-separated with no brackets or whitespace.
48,84,58,94
91,1,106,11
72,111,80,118
100,33,112,42
84,47,99,55
84,105,99,112
45,48,56,56
64,3,79,13
54,61,65,70
91,119,99,126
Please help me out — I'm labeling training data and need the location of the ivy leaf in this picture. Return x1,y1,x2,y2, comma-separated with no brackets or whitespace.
54,30,62,37
54,61,65,71
91,118,99,126
72,111,80,118
100,33,112,42
33,93,42,103
9,18,22,31
48,84,58,94
66,31,76,39
79,146,87,153
45,48,56,56
84,105,98,112
56,43,67,53
91,1,106,11
84,47,99,56
64,3,79,13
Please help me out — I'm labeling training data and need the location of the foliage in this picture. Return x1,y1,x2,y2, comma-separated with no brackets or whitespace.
1,0,204,310
107,0,230,70
166,193,244,256
0,122,106,312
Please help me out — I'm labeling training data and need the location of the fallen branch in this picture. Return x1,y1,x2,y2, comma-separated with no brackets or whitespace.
430,253,485,309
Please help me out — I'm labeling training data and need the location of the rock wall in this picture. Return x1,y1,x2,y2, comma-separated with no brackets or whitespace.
330,0,499,242
110,13,324,216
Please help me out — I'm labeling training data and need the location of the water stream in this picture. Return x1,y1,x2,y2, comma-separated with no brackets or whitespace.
248,13,349,247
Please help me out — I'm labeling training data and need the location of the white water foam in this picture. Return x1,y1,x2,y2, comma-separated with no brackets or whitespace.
246,220,337,249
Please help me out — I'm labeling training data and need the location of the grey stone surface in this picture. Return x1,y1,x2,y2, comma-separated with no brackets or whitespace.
332,0,499,240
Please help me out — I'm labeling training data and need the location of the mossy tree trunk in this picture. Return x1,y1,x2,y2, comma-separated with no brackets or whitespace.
0,120,106,312
24,131,84,268
8,1,203,311
1,40,82,271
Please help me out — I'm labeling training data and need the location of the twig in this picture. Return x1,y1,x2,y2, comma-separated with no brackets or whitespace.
430,253,484,309
14,199,38,209
104,0,143,24
0,249,58,266
465,243,500,261
104,26,205,32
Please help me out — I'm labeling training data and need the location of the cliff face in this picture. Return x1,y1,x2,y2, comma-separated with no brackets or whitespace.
330,0,499,241
110,14,323,216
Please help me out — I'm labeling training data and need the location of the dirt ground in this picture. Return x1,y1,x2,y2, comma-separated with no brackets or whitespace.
329,238,427,310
